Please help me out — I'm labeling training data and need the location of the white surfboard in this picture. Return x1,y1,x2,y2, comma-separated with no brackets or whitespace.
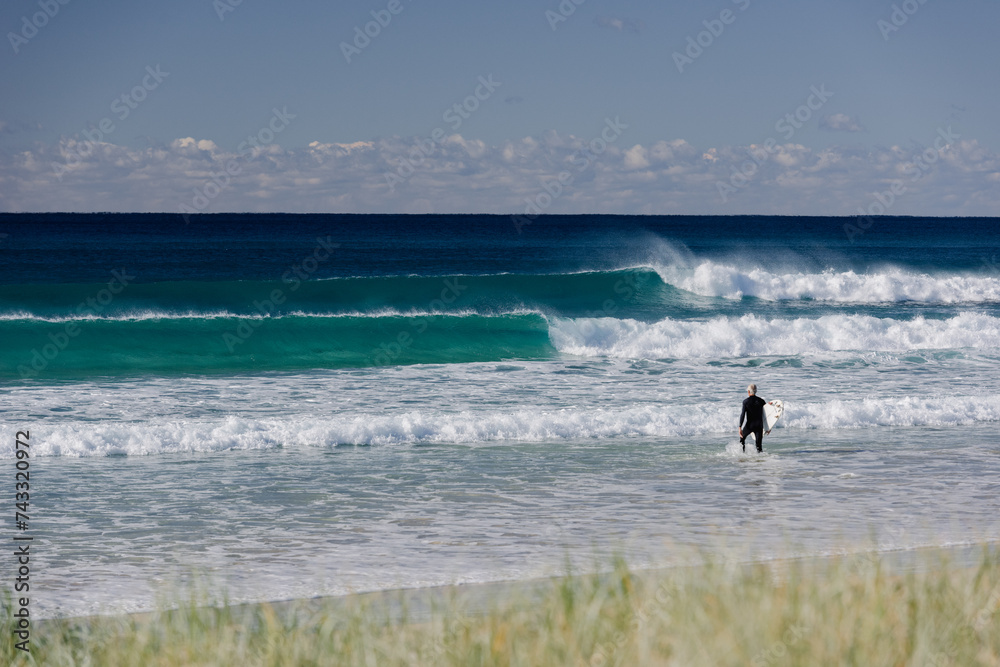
764,399,783,432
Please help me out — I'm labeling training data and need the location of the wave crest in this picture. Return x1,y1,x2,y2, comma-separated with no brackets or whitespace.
656,262,1000,303
548,312,1000,359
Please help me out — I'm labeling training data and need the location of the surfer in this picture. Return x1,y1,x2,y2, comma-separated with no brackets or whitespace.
739,383,767,453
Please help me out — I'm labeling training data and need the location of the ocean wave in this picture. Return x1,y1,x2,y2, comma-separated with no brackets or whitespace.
5,394,1000,457
655,262,1000,303
5,311,1000,378
0,270,662,320
548,312,1000,359
1,312,555,377
0,308,493,323
5,266,999,329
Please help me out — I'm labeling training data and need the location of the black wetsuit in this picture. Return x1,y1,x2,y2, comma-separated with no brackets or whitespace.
740,395,767,452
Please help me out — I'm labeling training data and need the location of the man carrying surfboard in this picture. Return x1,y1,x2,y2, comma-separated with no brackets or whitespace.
739,383,768,453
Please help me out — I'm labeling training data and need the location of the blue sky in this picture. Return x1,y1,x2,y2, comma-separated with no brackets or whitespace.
2,0,998,214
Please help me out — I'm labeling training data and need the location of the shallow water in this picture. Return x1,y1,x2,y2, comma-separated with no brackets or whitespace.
8,361,1000,618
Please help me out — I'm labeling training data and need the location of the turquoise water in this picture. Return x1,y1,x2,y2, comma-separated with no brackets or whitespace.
2,213,999,617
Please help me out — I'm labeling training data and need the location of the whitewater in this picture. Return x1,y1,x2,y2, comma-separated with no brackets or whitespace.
656,262,1000,302
2,213,999,618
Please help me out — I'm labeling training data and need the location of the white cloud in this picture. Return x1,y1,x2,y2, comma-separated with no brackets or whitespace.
307,140,373,154
171,137,221,155
0,132,998,216
624,145,650,170
594,16,642,33
820,113,866,132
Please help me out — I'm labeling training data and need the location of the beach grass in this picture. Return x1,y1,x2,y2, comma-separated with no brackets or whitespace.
4,547,999,666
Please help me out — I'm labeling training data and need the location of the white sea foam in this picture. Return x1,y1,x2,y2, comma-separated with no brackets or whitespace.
548,312,1000,359
0,308,492,322
783,395,1000,430
6,393,1000,457
0,309,242,322
655,262,1000,303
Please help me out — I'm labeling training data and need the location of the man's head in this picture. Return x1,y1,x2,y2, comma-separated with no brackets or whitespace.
747,383,757,395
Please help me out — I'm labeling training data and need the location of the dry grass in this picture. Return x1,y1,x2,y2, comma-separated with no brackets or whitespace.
3,548,999,666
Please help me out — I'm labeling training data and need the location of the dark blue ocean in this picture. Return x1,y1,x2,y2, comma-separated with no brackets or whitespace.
2,213,999,617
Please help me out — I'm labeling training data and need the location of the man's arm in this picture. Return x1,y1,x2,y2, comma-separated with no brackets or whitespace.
738,400,746,436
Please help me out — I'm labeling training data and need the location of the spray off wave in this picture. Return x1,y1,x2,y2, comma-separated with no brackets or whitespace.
655,262,1000,303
